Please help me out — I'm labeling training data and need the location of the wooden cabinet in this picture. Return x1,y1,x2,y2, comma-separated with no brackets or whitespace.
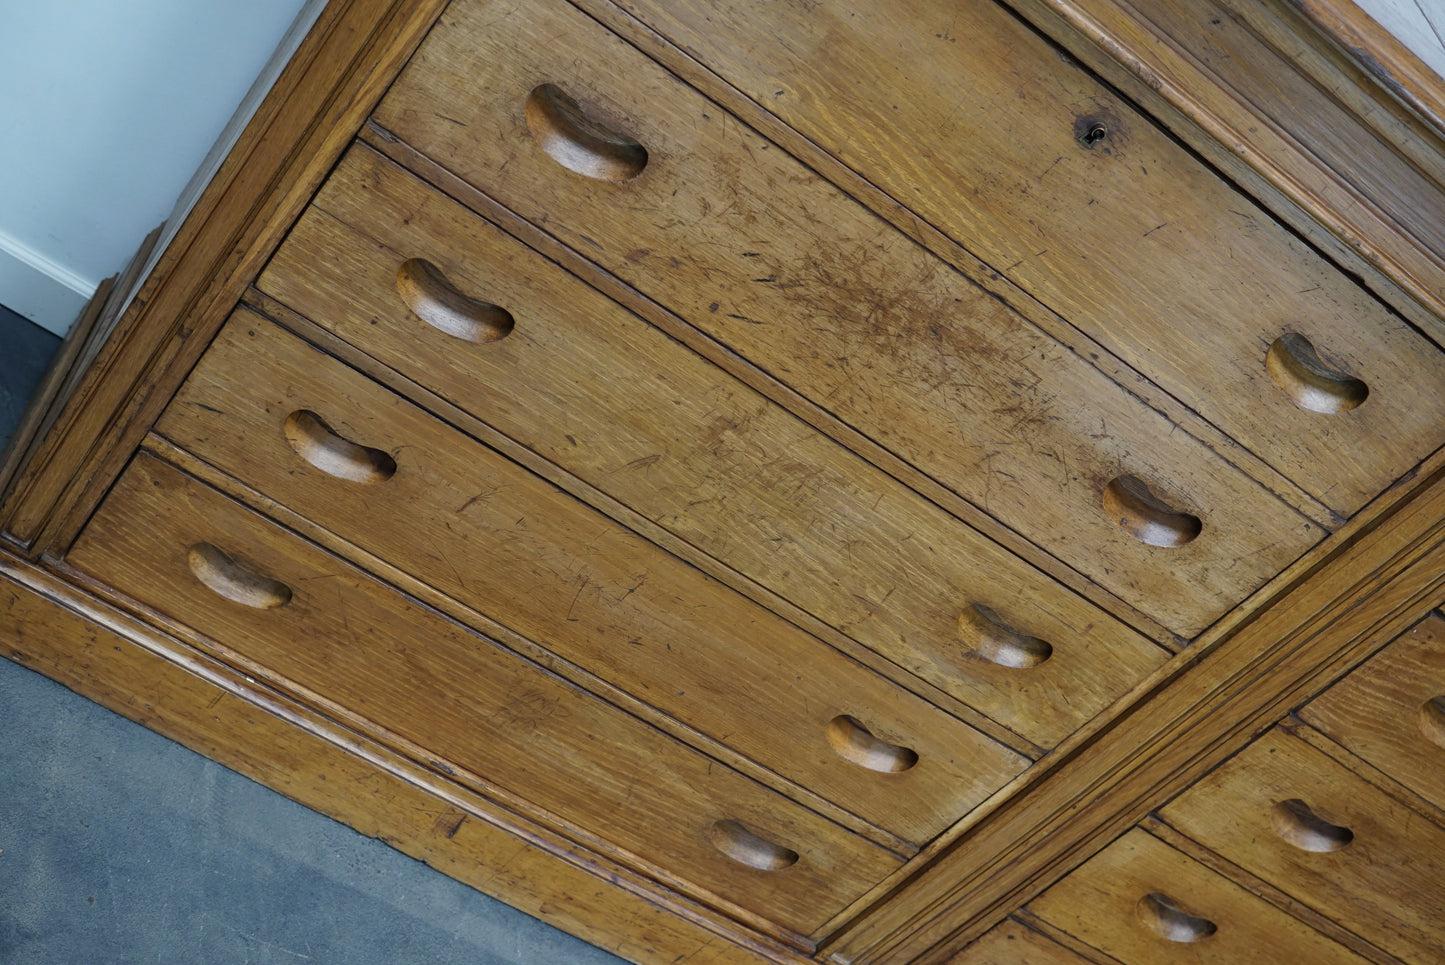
4,0,1444,961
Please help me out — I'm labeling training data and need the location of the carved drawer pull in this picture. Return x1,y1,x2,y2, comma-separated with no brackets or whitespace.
706,820,798,872
525,83,649,182
396,258,515,343
284,410,397,484
957,604,1053,669
187,543,292,610
827,715,919,773
1103,475,1202,548
1419,696,1445,749
1137,892,1217,943
1266,333,1368,414
1271,798,1354,853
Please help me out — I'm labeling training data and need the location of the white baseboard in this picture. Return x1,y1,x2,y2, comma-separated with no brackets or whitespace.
0,230,95,337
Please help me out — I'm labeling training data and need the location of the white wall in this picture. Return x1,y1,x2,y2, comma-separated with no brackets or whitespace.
1353,0,1445,78
0,1,313,335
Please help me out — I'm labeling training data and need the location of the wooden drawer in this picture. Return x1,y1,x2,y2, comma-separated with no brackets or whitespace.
66,452,900,935
1026,829,1370,964
1299,614,1445,812
153,311,1028,844
945,919,1093,964
258,143,1168,749
1160,726,1445,964
372,0,1324,638
606,0,1445,519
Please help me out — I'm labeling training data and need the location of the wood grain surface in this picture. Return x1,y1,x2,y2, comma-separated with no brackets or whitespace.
943,918,1098,964
373,0,1325,638
258,143,1169,749
1300,614,1445,813
608,0,1445,517
66,452,900,935
1026,828,1372,964
154,312,1028,845
1161,725,1445,964
0,557,810,964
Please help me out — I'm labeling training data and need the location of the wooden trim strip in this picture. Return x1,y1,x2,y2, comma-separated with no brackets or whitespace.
0,275,113,507
1003,0,1445,337
0,551,811,965
823,462,1445,963
0,0,451,556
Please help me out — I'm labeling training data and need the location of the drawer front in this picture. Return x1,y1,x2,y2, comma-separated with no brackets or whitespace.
1300,615,1445,812
1026,829,1370,964
947,920,1093,964
610,0,1445,518
258,143,1168,749
67,452,900,934
155,312,1028,844
1160,727,1445,963
372,0,1324,638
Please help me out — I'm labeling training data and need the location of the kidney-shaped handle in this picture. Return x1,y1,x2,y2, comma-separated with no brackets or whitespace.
1271,798,1354,853
284,410,397,484
187,543,292,610
1419,696,1445,750
706,820,798,872
957,604,1053,669
1103,475,1202,548
1137,892,1217,943
1266,334,1368,414
396,258,515,343
826,715,919,773
525,83,649,182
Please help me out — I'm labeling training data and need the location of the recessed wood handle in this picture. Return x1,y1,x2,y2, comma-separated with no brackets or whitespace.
957,604,1053,669
395,258,515,343
284,410,397,484
706,820,798,872
826,715,919,773
187,543,292,610
1270,798,1354,853
1419,696,1445,749
1137,892,1217,943
1102,475,1202,548
525,83,649,182
1266,333,1368,414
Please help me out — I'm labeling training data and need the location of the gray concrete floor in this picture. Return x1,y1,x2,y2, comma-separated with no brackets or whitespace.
0,304,625,964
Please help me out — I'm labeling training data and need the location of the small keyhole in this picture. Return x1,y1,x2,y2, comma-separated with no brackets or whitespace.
1081,123,1107,146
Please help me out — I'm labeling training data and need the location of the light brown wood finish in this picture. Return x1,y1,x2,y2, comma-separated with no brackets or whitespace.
607,0,1445,518
0,0,451,556
822,464,1445,963
1026,829,1372,964
0,560,806,965
155,312,1027,844
943,918,1099,964
373,0,1325,639
1007,0,1445,335
258,143,1168,748
66,453,895,935
1300,614,1445,812
1160,725,1445,963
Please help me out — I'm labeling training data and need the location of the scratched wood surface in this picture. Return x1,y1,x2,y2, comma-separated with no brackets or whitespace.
942,918,1098,963
373,0,1326,639
1160,725,1445,964
0,558,813,964
1025,828,1373,964
608,0,1445,519
258,143,1168,749
65,451,900,936
1299,614,1445,813
154,312,1028,844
